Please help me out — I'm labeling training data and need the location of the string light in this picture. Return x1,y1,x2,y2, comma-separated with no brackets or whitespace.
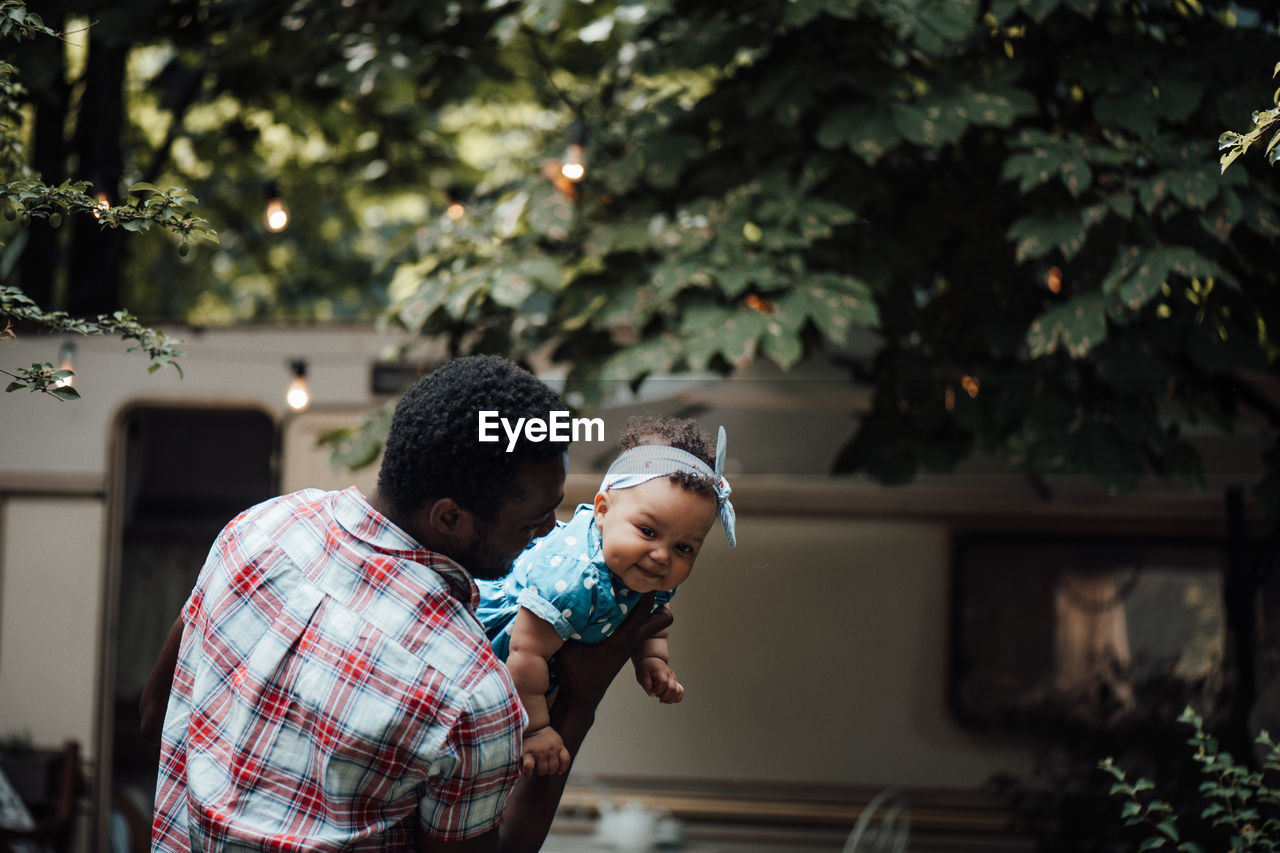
53,341,75,389
560,122,587,183
264,181,289,232
1046,265,1063,294
285,360,311,411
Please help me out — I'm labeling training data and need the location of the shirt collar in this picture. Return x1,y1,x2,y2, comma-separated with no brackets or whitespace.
332,486,481,611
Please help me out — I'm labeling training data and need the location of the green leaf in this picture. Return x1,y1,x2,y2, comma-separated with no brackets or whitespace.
1007,212,1089,262
1165,165,1219,211
644,133,702,190
678,298,733,370
760,316,804,369
1098,758,1126,781
1026,291,1107,358
890,100,966,147
598,335,681,383
715,309,767,366
775,275,879,344
816,104,900,164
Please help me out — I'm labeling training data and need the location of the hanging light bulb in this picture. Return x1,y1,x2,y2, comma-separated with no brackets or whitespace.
560,122,587,183
264,181,289,232
53,341,76,389
285,360,311,412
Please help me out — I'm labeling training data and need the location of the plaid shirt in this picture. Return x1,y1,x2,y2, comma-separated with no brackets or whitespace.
151,487,524,852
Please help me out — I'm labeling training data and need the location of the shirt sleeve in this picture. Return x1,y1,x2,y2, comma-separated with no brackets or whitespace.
508,515,600,641
417,667,523,840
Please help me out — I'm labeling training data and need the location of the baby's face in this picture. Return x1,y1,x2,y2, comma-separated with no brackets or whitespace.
593,478,718,594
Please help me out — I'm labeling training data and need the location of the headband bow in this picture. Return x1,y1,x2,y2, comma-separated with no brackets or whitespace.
598,426,736,548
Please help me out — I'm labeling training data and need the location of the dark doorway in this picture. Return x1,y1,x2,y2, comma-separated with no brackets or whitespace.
104,405,276,848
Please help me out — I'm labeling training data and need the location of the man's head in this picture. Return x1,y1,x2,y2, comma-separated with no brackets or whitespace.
376,355,568,578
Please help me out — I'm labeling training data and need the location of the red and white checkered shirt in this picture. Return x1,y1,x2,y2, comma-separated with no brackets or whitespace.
151,487,524,851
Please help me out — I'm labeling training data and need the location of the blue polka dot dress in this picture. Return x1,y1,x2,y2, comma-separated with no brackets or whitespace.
475,504,674,661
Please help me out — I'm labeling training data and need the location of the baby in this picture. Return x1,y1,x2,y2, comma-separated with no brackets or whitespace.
475,416,736,777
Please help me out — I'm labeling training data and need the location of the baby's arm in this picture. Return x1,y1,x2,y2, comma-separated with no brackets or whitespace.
632,625,684,704
508,606,571,777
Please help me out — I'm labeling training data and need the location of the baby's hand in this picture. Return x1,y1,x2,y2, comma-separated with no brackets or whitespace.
521,725,571,777
634,656,684,704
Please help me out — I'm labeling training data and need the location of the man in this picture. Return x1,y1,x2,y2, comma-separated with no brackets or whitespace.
141,355,669,852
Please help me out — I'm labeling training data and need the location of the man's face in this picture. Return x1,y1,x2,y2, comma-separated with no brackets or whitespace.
455,457,565,581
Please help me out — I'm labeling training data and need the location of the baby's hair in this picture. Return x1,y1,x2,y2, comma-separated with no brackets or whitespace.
617,416,717,498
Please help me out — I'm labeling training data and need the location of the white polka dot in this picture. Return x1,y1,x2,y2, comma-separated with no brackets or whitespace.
619,604,628,614
583,577,596,589
562,609,574,619
550,556,563,567
578,554,589,562
601,623,612,633
571,632,582,640
555,580,568,592
564,536,578,546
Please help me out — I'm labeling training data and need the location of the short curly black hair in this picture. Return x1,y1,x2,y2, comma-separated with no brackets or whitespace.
617,415,717,497
377,355,568,522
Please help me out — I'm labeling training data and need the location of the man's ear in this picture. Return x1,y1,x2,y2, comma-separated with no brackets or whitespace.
425,497,475,542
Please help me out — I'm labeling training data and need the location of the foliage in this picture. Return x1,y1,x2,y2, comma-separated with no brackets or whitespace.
1100,706,1280,852
371,0,1280,504
0,1,213,396
1220,62,1280,172
6,0,1280,507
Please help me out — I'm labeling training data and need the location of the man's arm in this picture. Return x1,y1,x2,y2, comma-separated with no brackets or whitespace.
414,593,672,853
140,615,184,743
498,594,672,852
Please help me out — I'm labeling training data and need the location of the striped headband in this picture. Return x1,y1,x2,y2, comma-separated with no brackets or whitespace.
598,426,736,548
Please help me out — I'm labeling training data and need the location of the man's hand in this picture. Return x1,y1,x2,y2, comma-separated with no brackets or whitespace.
521,725,570,778
634,657,684,704
553,595,672,709
495,596,673,853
